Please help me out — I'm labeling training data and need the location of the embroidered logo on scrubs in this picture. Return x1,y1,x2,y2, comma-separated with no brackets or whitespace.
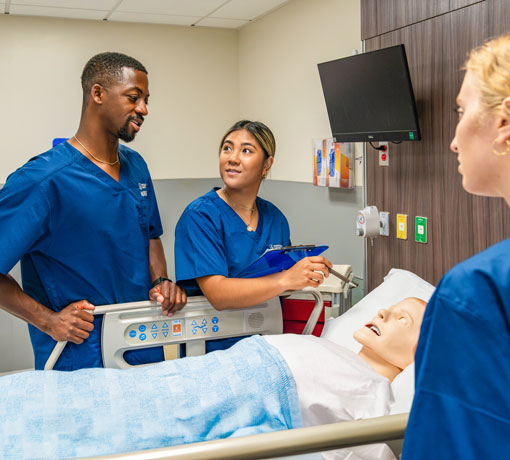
139,183,147,197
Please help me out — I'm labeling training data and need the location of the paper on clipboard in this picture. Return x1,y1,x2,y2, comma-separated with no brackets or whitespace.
238,244,329,279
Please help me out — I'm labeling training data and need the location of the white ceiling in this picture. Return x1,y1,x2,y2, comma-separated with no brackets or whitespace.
2,0,290,28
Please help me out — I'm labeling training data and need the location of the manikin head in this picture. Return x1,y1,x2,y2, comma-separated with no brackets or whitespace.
353,297,427,380
80,52,150,142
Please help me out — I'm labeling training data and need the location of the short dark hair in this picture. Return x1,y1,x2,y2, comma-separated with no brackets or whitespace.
81,52,148,95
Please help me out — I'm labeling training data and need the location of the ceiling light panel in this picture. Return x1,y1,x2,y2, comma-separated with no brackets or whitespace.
211,0,288,20
108,11,200,26
116,0,227,16
198,17,248,28
9,4,107,19
10,0,118,9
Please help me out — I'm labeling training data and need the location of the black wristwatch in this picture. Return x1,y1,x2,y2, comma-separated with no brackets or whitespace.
151,276,172,287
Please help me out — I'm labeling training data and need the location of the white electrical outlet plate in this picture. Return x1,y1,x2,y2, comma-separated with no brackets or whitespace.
378,142,389,166
379,211,389,236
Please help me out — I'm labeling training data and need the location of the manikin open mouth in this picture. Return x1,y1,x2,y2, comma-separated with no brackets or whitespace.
366,324,381,336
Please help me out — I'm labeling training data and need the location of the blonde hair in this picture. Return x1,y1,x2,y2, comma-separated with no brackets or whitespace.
219,120,276,158
466,34,510,115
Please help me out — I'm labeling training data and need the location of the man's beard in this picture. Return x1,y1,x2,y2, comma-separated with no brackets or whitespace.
117,117,138,142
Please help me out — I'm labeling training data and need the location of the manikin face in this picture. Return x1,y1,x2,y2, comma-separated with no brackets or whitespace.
100,67,149,142
219,129,273,190
450,70,504,197
353,297,426,370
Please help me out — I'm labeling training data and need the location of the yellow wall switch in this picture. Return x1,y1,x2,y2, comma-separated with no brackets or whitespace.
396,214,407,240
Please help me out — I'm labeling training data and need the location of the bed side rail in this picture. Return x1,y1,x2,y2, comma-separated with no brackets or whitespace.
82,413,408,460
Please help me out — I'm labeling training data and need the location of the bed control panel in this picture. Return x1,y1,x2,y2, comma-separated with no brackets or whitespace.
101,296,285,368
124,313,245,345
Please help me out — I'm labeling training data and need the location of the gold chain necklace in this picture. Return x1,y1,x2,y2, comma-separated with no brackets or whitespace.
74,135,120,166
222,187,256,232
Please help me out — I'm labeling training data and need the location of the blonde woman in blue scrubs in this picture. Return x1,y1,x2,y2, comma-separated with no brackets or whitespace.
403,34,510,458
175,120,331,351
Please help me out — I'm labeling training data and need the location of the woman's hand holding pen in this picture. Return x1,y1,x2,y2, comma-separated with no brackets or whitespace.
277,256,332,291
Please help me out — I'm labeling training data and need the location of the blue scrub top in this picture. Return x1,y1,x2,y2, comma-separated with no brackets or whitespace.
402,238,510,459
175,188,290,353
0,141,164,370
175,187,291,296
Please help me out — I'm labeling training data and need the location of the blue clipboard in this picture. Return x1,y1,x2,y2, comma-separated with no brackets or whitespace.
238,244,329,279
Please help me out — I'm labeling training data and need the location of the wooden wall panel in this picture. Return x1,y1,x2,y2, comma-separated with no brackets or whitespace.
365,15,446,289
361,0,378,40
361,0,449,39
364,0,510,291
450,0,485,10
489,0,510,36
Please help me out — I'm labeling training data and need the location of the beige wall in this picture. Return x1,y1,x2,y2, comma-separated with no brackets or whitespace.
238,0,361,183
0,14,238,182
0,0,361,185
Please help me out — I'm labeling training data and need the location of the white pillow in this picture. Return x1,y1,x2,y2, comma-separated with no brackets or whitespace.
321,268,435,414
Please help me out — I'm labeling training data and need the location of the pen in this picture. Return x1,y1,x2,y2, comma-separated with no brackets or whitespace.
329,267,359,288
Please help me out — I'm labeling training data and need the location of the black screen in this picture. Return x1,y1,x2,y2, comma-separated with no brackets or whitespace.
318,45,421,142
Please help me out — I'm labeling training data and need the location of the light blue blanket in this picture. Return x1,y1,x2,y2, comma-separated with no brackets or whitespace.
0,335,302,459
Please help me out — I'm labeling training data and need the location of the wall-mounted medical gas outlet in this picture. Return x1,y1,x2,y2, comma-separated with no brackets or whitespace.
415,216,428,243
396,214,407,240
379,212,390,236
378,142,389,166
356,206,380,239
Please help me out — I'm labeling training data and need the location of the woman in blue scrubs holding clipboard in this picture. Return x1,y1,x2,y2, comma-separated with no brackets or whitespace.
175,120,331,350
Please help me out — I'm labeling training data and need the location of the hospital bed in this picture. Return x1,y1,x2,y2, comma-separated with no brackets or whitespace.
44,285,328,370
55,268,435,460
45,264,354,370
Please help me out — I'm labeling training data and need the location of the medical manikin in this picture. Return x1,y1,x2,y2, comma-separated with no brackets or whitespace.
0,297,426,460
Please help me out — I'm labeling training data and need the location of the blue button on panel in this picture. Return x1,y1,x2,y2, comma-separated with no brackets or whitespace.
129,330,136,338
212,325,219,333
139,325,146,332
212,316,219,324
139,334,146,341
151,323,158,329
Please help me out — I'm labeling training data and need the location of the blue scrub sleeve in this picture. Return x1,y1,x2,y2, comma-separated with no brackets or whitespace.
147,176,163,239
0,171,52,275
403,279,510,459
175,208,229,282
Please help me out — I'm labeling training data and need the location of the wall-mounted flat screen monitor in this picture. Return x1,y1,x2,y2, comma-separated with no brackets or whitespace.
318,44,421,142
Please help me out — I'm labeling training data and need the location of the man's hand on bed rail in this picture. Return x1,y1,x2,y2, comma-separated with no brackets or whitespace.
47,300,95,344
276,256,332,291
149,281,187,317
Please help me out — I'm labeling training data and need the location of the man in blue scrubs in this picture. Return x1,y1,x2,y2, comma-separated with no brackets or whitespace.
0,52,186,370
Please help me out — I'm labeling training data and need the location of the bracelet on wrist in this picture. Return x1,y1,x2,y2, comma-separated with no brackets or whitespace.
151,276,172,288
